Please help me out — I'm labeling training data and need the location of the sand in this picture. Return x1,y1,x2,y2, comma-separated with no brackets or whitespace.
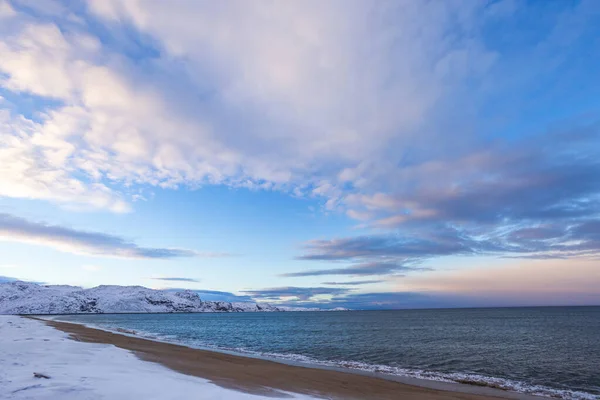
39,318,529,400
2,315,307,400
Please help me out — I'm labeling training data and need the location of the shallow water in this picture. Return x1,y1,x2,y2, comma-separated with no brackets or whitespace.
54,307,600,400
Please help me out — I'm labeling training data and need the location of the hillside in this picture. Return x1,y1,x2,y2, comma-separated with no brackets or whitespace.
0,281,283,314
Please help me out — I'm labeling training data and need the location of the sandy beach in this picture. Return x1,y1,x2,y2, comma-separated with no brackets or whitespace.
3,316,313,400
36,317,534,400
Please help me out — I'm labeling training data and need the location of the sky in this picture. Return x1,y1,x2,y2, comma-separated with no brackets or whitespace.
0,0,599,309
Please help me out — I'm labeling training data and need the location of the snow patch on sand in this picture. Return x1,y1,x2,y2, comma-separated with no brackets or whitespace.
0,316,315,399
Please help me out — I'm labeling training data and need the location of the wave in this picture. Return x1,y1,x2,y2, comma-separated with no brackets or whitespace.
221,350,598,400
52,319,599,400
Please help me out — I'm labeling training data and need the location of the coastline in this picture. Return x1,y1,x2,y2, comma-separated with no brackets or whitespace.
36,317,541,400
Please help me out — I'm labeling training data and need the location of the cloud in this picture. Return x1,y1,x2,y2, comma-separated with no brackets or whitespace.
298,229,480,260
292,260,600,308
300,129,600,277
162,288,253,303
318,291,554,310
268,291,477,310
284,227,478,276
152,277,200,283
322,280,383,286
288,214,600,276
242,286,352,301
0,0,505,211
283,261,427,277
0,0,599,289
326,292,453,310
0,0,16,18
191,290,253,303
359,132,600,229
0,212,210,259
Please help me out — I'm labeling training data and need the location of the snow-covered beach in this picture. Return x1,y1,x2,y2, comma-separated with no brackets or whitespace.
0,316,315,400
1,315,533,400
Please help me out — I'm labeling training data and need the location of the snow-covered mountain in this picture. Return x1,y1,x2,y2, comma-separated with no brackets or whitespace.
0,281,285,314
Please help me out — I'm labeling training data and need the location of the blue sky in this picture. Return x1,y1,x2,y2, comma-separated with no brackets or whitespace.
0,0,599,309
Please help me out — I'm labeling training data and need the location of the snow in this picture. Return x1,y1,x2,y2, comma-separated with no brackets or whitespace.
0,315,316,399
0,282,285,314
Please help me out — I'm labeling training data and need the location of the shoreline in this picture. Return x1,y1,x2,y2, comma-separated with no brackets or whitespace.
2,315,311,400
35,317,542,400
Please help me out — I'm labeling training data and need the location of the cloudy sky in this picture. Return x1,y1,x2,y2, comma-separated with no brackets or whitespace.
1,0,599,309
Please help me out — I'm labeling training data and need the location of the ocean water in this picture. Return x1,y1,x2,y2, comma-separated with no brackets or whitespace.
53,307,600,400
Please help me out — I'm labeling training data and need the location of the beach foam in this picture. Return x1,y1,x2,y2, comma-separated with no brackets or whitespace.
221,349,599,400
88,323,597,400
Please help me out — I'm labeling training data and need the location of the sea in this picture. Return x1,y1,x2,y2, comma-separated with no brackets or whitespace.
52,306,600,400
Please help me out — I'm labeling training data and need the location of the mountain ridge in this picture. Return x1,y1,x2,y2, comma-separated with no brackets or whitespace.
0,281,336,314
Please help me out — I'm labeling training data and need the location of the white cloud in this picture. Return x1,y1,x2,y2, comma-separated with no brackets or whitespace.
0,0,595,225
0,23,77,98
88,0,493,162
0,107,130,213
0,0,16,18
0,1,500,212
